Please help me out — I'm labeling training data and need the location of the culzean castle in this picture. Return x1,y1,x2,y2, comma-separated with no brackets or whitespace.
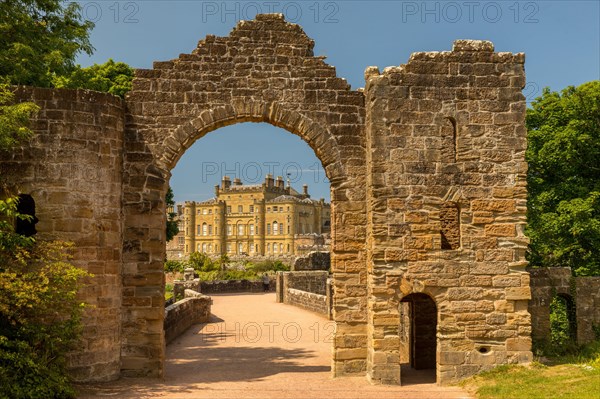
167,175,331,259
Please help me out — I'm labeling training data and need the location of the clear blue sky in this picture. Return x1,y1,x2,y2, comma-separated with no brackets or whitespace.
76,0,600,203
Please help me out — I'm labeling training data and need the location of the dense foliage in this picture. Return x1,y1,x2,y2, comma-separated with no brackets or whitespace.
0,84,39,151
0,0,94,87
526,81,600,276
52,59,133,98
0,198,88,399
165,254,289,281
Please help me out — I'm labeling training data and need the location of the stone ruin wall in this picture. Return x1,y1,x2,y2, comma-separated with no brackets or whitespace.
1,87,125,381
121,14,368,379
0,14,532,386
364,39,531,384
529,267,600,344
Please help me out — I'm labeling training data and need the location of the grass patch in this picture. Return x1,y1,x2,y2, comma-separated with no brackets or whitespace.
461,341,600,399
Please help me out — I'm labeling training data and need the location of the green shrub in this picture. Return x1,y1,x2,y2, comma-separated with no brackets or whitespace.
0,198,88,399
246,260,290,273
164,260,185,273
188,252,220,272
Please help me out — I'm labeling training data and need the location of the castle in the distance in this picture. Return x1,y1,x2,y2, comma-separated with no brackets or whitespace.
166,174,331,259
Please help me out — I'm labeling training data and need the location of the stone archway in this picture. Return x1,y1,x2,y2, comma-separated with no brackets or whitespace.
1,15,532,385
121,14,367,378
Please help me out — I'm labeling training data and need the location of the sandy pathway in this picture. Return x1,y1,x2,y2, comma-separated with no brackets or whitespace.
78,293,473,398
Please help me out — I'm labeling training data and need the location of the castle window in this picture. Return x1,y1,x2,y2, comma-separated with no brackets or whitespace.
202,223,208,236
203,209,208,215
279,243,283,253
267,207,271,212
273,221,279,235
197,244,201,251
440,202,460,250
227,224,232,235
238,224,244,235
238,243,244,254
280,223,284,235
273,243,278,253
226,205,231,214
227,243,232,253
249,224,255,235
273,206,278,212
178,237,184,245
287,244,290,253
197,225,202,235
249,205,254,213
267,223,271,234
208,225,213,235
209,244,213,252
208,209,212,215
202,243,207,252
267,243,271,252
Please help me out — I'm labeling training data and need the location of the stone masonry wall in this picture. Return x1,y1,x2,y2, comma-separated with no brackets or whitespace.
528,267,600,344
0,16,533,386
122,14,367,378
293,251,331,271
364,40,531,385
200,279,275,293
575,277,600,343
281,271,329,296
527,267,572,342
164,290,212,344
286,288,328,316
0,87,125,382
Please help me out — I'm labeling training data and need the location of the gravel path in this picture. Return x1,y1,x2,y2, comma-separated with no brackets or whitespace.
78,293,473,399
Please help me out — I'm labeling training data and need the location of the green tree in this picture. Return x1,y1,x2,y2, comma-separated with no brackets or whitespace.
166,187,179,242
0,0,94,87
0,84,39,152
52,59,134,98
526,81,600,276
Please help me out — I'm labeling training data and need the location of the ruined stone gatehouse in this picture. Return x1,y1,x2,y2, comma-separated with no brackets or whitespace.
0,14,530,385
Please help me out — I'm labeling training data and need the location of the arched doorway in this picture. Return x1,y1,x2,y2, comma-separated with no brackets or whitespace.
400,293,437,382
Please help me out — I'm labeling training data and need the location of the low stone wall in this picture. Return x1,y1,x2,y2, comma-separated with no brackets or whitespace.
575,276,600,343
286,288,328,315
292,251,330,271
528,267,600,344
164,290,212,344
200,279,275,293
280,271,328,295
276,271,332,318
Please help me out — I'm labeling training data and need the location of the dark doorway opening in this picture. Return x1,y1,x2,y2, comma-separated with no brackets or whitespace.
15,194,38,237
400,293,437,384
